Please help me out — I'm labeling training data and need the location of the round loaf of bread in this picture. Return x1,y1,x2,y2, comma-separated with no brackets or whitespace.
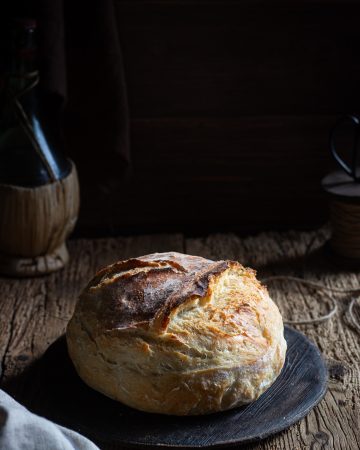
66,252,286,415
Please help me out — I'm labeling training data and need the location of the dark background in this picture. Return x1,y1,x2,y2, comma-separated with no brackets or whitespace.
62,1,360,235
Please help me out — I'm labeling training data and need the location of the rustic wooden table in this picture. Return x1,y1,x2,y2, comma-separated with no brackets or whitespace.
1,229,359,449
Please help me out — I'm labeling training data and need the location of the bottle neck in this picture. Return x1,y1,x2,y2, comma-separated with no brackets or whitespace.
2,19,38,93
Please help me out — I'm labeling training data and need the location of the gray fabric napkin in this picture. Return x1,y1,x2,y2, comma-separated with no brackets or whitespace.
0,389,99,450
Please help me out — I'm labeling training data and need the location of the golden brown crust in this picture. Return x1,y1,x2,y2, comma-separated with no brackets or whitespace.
81,252,232,331
67,252,286,415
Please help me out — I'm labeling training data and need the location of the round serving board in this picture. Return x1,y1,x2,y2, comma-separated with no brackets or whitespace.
23,326,327,448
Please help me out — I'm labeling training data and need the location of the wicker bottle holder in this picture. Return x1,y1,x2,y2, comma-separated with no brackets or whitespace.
0,160,79,276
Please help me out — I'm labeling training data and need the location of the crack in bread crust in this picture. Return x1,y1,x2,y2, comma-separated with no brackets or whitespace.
81,252,232,332
67,252,287,415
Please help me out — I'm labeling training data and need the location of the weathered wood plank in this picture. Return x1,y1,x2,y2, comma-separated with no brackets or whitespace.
1,230,359,449
0,233,184,387
186,229,360,450
65,0,360,234
72,116,334,235
114,1,360,117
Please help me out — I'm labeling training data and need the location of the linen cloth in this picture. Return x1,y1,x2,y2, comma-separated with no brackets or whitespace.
0,389,99,450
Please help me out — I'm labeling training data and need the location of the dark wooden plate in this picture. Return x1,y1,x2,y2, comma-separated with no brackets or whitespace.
18,326,327,449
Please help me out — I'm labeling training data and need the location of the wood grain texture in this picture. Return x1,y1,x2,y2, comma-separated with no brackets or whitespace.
71,116,334,234
4,327,326,448
187,229,360,450
0,229,359,449
64,0,360,233
114,0,360,118
0,162,80,275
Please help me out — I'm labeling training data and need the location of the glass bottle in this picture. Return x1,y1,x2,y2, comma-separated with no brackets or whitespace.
0,18,71,187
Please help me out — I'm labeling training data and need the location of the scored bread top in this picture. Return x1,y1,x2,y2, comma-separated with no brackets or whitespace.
68,252,286,415
80,252,239,331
